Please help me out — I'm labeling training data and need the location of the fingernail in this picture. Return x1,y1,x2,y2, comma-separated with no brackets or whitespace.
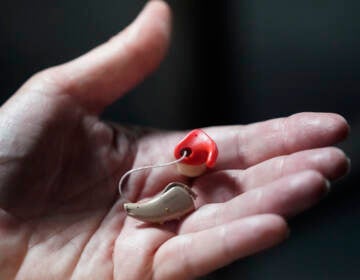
325,179,331,193
346,157,351,175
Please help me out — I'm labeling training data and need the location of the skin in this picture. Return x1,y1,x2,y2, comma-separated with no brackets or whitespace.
0,1,350,279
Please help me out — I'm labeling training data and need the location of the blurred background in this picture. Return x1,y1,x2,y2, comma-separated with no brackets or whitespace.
1,0,359,279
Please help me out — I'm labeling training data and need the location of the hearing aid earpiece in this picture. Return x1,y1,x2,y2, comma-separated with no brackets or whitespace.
174,129,218,177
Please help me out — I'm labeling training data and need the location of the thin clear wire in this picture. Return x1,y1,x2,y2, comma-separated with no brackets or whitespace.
118,151,188,202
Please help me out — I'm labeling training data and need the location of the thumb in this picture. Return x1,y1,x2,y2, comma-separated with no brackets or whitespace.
22,0,172,114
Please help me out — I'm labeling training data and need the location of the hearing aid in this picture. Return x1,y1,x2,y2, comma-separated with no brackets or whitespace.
119,129,218,224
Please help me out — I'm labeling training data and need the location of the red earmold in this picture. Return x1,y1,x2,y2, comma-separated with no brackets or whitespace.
174,129,218,168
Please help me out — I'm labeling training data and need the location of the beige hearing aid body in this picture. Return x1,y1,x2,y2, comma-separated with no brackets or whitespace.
124,182,197,224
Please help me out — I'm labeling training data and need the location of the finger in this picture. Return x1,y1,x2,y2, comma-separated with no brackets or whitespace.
120,113,348,201
240,146,349,190
23,0,172,113
179,170,328,234
154,214,288,280
192,147,349,204
204,112,349,170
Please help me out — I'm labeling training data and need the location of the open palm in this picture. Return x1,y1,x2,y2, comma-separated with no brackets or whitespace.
0,1,350,279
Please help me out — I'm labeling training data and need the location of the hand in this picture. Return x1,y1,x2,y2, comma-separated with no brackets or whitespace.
0,1,350,279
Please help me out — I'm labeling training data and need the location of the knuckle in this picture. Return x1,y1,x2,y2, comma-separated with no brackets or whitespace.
26,66,72,94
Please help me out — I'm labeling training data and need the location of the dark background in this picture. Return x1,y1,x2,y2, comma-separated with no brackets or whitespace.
1,0,360,279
